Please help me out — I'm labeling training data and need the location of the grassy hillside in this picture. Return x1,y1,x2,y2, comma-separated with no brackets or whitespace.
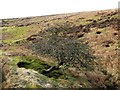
1,9,119,88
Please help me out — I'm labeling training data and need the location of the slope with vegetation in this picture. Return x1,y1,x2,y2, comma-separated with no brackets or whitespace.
1,9,119,88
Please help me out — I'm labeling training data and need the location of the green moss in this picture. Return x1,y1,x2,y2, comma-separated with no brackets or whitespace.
14,55,63,79
2,26,28,44
10,56,21,66
16,56,50,73
43,70,63,79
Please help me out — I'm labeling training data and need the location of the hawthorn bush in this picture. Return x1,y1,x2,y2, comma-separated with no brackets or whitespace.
31,23,95,69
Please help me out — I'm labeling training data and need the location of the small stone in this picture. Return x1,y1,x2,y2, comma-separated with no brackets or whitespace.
44,83,52,88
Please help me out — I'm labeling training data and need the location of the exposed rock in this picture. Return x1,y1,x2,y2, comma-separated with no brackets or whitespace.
4,68,57,88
